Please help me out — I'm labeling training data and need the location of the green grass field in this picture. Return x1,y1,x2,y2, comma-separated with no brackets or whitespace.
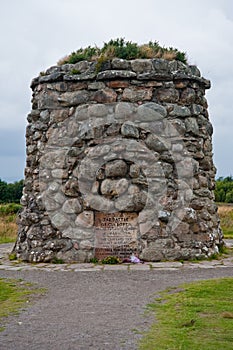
140,278,233,350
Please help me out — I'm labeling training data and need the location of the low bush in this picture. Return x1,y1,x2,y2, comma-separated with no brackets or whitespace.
0,203,22,215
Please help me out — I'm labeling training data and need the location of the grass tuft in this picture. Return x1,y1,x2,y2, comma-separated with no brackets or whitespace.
101,256,121,264
0,278,44,331
51,257,64,264
8,252,17,261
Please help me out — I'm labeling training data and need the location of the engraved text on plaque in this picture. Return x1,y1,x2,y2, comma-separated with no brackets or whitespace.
94,212,139,260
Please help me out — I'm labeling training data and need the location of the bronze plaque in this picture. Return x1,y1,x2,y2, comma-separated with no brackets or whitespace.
94,212,139,260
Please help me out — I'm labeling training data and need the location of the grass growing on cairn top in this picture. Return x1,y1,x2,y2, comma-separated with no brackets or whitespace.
58,38,187,65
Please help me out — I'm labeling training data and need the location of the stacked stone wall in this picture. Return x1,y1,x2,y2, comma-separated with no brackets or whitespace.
14,57,223,262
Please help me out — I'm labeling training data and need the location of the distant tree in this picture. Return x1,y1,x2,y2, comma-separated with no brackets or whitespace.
215,176,233,203
224,176,233,182
0,179,23,203
215,188,226,202
0,179,8,203
226,190,233,203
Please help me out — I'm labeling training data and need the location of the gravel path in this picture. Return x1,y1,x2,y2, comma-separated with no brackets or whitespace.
0,242,233,350
0,268,233,350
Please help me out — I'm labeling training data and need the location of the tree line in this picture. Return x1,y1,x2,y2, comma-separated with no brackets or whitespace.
0,176,232,204
215,176,233,203
0,179,23,204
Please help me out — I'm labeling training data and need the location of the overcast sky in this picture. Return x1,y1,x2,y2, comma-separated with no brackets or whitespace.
0,0,232,182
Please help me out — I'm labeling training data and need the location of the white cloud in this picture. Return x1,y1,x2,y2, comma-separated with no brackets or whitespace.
0,0,232,179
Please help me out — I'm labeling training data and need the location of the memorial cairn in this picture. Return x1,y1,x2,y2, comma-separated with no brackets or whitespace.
13,40,223,263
